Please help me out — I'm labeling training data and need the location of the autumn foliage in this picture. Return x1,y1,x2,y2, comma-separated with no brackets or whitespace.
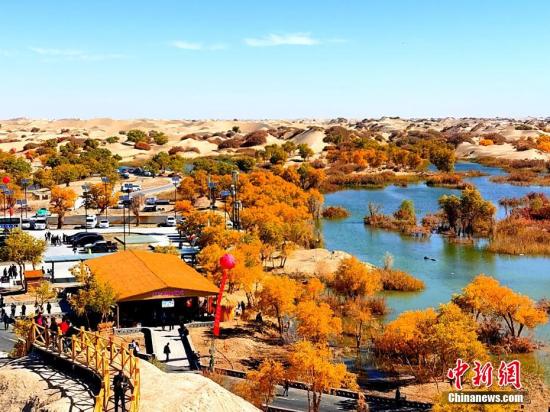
50,186,77,228
454,275,548,339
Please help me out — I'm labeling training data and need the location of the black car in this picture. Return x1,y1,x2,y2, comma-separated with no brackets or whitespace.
88,240,118,253
73,234,104,248
65,231,100,244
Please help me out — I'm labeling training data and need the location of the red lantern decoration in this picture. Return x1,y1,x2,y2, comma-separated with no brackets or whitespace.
219,253,236,270
213,253,236,336
2,176,10,184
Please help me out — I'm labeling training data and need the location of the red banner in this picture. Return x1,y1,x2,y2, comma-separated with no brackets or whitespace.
213,268,228,336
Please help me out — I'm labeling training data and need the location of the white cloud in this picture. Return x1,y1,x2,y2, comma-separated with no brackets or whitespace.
244,33,320,47
29,47,83,56
171,41,227,51
29,47,126,61
171,40,203,50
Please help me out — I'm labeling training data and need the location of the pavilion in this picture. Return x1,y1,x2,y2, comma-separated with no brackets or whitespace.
85,250,219,327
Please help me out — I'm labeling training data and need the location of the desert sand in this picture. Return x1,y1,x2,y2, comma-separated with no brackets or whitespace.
1,117,549,163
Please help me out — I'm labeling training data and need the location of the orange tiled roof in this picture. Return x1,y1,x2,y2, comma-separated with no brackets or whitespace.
25,270,43,280
85,250,218,302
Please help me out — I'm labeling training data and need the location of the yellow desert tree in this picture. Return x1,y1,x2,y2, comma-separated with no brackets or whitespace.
374,303,486,386
2,229,46,276
235,359,286,411
287,341,357,412
343,300,374,350
294,300,342,343
50,186,77,228
331,256,382,299
258,275,299,338
455,274,548,339
86,182,119,215
70,262,117,327
29,281,56,310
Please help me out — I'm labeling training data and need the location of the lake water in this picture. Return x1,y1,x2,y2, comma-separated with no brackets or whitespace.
322,162,550,377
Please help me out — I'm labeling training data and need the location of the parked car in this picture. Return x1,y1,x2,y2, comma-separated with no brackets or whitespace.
66,231,99,244
73,233,104,248
120,171,130,179
98,219,110,228
21,219,31,230
85,215,97,229
165,216,177,227
145,196,157,205
121,183,141,192
155,199,170,206
35,208,51,217
87,240,118,253
31,218,47,230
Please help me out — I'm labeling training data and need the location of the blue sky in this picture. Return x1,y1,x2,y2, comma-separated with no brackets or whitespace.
1,1,549,119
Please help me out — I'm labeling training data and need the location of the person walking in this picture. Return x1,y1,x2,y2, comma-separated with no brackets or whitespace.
163,342,171,362
282,379,290,397
21,303,26,317
1,309,7,330
113,370,128,412
10,303,16,318
46,302,52,315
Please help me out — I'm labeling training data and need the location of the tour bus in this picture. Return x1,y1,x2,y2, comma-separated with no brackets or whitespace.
0,217,21,230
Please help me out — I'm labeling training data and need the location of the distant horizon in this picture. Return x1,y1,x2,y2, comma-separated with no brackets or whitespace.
1,116,549,122
1,1,549,119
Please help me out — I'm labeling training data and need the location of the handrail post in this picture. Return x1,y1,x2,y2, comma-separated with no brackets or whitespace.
73,336,78,361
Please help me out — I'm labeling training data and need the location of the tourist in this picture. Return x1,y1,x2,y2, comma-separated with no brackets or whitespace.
169,312,175,331
282,379,290,397
128,340,136,352
163,342,171,362
0,294,3,308
1,309,7,330
35,312,44,326
134,342,140,357
60,318,71,351
46,301,52,315
161,311,167,331
113,370,128,412
395,387,401,401
10,303,16,318
50,317,59,349
21,303,26,317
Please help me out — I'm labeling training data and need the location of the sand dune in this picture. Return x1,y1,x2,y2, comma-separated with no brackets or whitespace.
1,117,549,162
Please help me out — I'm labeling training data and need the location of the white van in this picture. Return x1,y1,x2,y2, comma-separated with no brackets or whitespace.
86,215,97,229
32,218,47,230
121,183,141,192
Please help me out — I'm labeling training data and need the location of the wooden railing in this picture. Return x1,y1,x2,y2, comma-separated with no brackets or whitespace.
27,321,140,412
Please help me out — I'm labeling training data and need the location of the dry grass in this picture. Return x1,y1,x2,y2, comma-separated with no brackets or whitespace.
376,268,425,292
488,217,550,255
322,206,350,219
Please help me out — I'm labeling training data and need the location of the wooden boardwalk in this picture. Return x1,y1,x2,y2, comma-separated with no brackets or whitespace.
27,322,140,412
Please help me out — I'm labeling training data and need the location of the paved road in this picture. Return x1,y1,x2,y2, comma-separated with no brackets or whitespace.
0,327,17,355
223,376,424,412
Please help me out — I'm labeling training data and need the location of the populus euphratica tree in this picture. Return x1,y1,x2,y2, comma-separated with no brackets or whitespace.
50,186,77,228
